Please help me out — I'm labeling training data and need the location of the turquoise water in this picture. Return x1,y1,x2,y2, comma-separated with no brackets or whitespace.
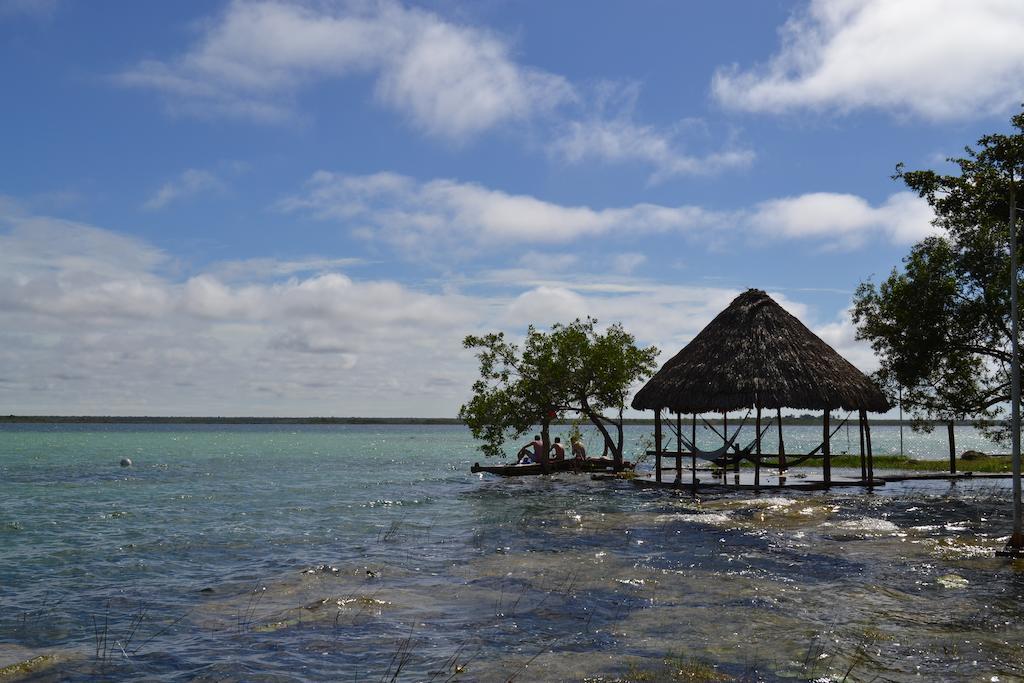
1,423,1022,681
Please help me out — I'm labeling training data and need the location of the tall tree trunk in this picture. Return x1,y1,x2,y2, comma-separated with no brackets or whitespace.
540,419,551,474
615,405,625,471
581,401,623,471
948,419,957,474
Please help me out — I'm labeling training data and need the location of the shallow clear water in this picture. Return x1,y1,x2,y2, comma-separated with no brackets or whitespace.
1,423,1022,681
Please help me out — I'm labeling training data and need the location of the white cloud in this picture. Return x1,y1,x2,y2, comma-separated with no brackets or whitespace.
282,171,936,254
494,280,819,379
815,312,878,374
210,256,365,282
0,203,166,280
280,171,720,252
611,252,646,275
748,191,939,248
505,286,588,328
117,0,573,139
0,204,485,415
0,202,886,416
553,118,754,181
144,169,225,210
712,0,1024,120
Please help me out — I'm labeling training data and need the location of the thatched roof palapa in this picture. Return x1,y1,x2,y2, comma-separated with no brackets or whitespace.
631,289,889,414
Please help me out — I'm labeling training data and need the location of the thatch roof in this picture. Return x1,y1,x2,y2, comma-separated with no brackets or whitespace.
631,289,889,413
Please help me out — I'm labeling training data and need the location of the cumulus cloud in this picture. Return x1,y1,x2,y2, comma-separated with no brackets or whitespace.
748,191,940,248
505,286,588,328
553,118,754,181
492,280,837,377
210,256,365,282
144,169,225,210
116,0,573,138
281,171,721,251
712,0,1024,120
0,202,881,416
0,203,163,274
610,252,646,275
0,204,481,415
814,312,878,373
282,171,936,254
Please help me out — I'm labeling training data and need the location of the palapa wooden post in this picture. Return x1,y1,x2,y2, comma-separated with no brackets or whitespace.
722,411,728,482
733,413,741,474
865,413,874,487
777,407,786,474
823,409,831,485
676,411,683,484
691,413,697,490
858,409,867,481
948,420,957,474
654,409,662,483
754,406,762,488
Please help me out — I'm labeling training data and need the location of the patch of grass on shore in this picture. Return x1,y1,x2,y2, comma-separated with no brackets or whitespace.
731,453,1014,472
827,453,1012,472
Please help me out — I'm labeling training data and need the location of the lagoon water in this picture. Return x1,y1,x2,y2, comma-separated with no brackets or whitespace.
1,423,1023,681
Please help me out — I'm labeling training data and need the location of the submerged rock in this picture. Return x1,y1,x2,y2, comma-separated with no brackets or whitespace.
937,573,970,588
0,652,60,679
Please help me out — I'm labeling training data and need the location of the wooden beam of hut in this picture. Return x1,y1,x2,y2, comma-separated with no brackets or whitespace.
823,409,831,485
778,407,786,474
676,411,683,485
858,409,867,481
755,406,762,488
691,413,697,492
865,414,874,486
654,409,662,484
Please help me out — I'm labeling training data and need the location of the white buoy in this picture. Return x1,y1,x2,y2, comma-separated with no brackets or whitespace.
120,458,132,467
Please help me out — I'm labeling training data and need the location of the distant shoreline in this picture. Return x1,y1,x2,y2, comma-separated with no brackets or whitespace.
0,415,983,427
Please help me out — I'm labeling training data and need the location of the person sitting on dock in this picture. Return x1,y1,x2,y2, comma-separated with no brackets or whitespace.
571,438,586,461
517,435,543,464
550,437,565,461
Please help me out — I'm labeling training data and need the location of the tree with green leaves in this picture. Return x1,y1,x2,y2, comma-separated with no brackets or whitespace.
852,108,1024,442
549,318,659,470
458,326,567,468
459,318,658,471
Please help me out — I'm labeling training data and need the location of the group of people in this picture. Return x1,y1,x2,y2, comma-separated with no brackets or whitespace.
515,434,587,464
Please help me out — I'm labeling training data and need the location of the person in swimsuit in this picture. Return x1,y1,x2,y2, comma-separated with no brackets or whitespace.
517,435,543,464
571,438,586,461
550,437,565,461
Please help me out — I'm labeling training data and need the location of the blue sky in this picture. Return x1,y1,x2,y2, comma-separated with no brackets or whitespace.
2,0,1024,416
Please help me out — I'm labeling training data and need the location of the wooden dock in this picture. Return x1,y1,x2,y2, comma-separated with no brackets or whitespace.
616,469,886,492
879,471,1014,483
611,468,1015,492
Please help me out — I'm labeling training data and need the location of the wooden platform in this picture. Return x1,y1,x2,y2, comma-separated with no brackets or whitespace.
607,468,1016,492
616,469,886,491
879,471,1015,483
